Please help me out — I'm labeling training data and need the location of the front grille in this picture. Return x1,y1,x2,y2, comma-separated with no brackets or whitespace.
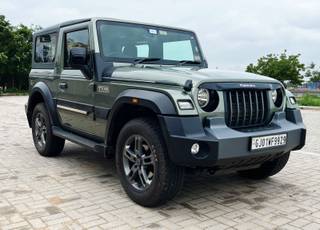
225,90,269,128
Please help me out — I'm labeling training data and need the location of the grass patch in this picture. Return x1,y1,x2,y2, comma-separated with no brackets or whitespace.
0,88,28,96
297,94,320,107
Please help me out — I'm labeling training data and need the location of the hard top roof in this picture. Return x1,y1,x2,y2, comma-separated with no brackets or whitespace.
33,17,194,36
33,18,91,35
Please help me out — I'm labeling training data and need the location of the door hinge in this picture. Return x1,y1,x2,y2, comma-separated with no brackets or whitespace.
89,82,97,91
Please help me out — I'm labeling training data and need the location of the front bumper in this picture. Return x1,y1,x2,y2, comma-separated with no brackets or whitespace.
159,109,306,168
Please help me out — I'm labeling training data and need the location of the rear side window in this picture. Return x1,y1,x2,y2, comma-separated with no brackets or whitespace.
64,29,89,68
34,33,57,63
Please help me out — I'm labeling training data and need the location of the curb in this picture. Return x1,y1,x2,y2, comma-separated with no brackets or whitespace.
294,150,320,156
0,94,28,97
300,106,320,111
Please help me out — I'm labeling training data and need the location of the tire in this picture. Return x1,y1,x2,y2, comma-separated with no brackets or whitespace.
116,117,184,207
31,103,65,157
238,152,290,180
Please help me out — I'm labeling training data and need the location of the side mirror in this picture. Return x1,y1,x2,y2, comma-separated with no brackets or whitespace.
70,47,87,66
282,80,288,89
69,47,92,79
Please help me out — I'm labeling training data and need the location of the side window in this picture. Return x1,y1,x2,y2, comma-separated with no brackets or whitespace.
34,33,57,63
64,29,89,68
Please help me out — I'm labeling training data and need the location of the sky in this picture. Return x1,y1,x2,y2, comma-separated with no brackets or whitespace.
2,0,320,71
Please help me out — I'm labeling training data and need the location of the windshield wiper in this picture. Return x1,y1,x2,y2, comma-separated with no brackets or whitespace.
133,58,161,65
177,60,201,66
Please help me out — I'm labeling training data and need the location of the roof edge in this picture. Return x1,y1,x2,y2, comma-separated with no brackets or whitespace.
34,18,91,35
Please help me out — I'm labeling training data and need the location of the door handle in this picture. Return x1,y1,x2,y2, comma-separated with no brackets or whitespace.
59,82,68,89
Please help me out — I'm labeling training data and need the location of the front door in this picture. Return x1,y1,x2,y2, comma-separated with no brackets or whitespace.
56,25,97,138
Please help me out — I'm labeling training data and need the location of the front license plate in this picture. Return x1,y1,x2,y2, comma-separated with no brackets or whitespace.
251,134,287,150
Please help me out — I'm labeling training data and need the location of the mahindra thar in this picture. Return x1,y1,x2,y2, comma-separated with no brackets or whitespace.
25,18,306,206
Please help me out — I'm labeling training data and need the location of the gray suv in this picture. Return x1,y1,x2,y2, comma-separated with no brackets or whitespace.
25,18,306,207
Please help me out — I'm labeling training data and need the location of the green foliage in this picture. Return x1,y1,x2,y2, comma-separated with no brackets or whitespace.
297,94,320,107
0,88,28,96
0,15,36,90
246,50,305,86
305,63,320,82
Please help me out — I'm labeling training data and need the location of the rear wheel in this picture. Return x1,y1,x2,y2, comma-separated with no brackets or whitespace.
238,152,290,179
31,103,65,157
116,118,184,207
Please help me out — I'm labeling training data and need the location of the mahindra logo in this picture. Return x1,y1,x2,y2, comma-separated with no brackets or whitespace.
239,83,256,88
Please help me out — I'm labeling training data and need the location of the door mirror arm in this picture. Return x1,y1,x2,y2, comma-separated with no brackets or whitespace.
203,59,208,68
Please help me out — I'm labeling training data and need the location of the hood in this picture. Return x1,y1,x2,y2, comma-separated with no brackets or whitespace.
111,65,279,87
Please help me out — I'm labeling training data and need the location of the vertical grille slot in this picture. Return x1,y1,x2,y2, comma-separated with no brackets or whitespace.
225,89,269,129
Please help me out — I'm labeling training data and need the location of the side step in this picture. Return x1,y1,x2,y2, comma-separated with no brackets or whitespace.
52,126,107,154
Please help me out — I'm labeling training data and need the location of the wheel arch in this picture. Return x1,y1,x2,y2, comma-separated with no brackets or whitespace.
27,82,59,127
105,89,177,149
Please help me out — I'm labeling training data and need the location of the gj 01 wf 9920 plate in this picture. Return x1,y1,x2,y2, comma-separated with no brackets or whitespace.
251,134,287,150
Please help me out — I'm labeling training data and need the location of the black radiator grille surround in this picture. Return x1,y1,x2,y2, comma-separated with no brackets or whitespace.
225,90,269,129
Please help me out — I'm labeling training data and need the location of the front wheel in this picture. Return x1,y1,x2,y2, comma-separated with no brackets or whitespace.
116,118,184,207
238,152,290,180
31,103,65,157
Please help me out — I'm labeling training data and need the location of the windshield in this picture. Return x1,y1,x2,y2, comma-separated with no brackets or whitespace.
97,21,203,65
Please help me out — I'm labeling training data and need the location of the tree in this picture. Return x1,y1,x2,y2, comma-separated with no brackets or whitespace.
10,24,33,89
246,50,305,86
0,15,13,88
0,15,34,90
305,63,320,83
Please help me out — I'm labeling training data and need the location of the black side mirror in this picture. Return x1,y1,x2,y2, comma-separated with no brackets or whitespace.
69,47,92,79
70,47,87,66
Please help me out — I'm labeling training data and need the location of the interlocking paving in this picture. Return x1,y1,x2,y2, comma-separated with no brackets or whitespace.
0,96,319,230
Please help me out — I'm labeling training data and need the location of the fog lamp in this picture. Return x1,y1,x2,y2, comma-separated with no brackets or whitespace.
191,143,200,155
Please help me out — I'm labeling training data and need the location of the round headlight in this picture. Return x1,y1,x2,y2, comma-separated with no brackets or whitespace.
197,88,220,112
272,88,283,107
197,89,210,108
271,89,277,102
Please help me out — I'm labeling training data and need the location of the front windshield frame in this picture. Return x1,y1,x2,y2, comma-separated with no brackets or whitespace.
96,20,205,66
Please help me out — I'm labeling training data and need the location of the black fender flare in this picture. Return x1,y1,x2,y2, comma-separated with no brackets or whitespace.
26,82,59,127
105,89,177,146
